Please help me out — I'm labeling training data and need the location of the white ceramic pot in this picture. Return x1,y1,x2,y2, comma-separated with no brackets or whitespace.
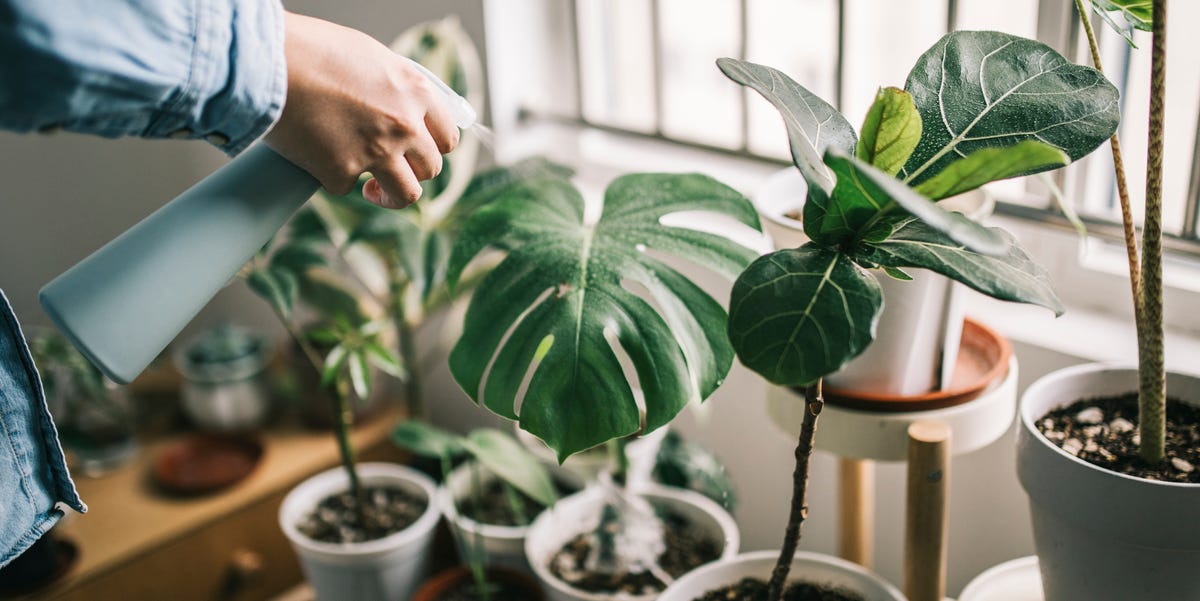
440,462,582,573
525,483,740,601
958,556,1043,601
658,550,905,601
753,168,993,396
1017,364,1200,601
279,462,441,601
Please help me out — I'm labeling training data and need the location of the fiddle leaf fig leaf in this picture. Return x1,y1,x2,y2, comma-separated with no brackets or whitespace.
727,245,883,386
717,57,856,202
391,421,466,460
900,30,1120,187
913,140,1069,201
857,87,922,176
448,173,761,460
824,149,1007,255
859,218,1065,315
464,429,559,507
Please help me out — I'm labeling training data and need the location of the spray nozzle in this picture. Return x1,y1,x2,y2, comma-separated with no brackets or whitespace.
404,57,477,130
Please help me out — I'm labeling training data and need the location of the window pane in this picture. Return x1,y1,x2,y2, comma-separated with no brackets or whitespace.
954,0,1038,39
658,0,744,147
745,0,838,159
577,0,657,132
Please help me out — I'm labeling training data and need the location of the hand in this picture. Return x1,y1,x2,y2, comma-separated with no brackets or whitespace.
265,12,459,208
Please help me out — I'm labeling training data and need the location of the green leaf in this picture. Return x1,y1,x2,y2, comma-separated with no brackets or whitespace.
883,266,913,281
900,31,1120,187
727,245,883,386
347,210,423,276
304,327,341,346
321,345,349,389
717,57,857,202
246,268,297,320
857,87,922,176
348,351,371,400
652,430,736,510
1090,0,1152,33
270,243,327,274
298,272,369,326
913,140,1069,201
391,421,466,459
288,208,331,245
463,429,559,507
859,218,1065,315
365,341,407,380
448,173,761,460
444,158,574,229
824,149,1007,255
421,230,451,303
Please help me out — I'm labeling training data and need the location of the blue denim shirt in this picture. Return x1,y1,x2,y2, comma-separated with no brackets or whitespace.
0,0,285,565
0,0,286,155
0,289,86,567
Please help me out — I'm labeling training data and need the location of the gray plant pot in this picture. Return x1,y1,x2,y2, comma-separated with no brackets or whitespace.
1017,364,1200,601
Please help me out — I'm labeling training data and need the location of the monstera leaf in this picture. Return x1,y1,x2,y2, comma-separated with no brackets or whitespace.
900,30,1120,186
717,58,856,202
447,172,761,460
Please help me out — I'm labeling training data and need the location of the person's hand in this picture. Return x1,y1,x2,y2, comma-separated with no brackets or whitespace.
265,12,459,209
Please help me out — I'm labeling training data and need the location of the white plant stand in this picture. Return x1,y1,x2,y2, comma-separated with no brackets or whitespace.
766,358,1019,601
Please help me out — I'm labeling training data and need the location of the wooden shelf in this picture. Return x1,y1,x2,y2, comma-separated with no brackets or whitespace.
19,402,408,601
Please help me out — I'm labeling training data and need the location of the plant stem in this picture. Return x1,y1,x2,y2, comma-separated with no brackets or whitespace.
609,437,631,487
768,381,824,601
1074,0,1144,326
391,285,426,421
468,462,492,601
333,382,368,525
1138,0,1168,464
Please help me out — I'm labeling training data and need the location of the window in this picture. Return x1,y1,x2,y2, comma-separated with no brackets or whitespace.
496,0,1200,256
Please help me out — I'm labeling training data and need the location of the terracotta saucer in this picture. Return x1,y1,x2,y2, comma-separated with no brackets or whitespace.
823,318,1012,412
153,434,264,496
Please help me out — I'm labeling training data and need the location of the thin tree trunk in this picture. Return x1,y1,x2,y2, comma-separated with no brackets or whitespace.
1074,0,1143,325
333,384,368,525
768,382,824,601
1138,0,1168,464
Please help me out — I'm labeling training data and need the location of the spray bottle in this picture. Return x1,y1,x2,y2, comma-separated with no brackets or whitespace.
39,59,477,384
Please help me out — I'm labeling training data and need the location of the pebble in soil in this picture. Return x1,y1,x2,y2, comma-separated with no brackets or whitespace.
457,477,578,527
694,577,865,601
1036,393,1200,484
550,508,722,596
296,485,426,543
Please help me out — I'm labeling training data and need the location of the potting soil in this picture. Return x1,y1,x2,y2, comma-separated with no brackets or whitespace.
693,577,866,601
296,485,426,543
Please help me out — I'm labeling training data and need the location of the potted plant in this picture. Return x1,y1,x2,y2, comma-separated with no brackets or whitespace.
444,165,761,597
393,421,562,600
658,26,1120,600
1015,2,1200,599
30,329,137,475
174,324,275,432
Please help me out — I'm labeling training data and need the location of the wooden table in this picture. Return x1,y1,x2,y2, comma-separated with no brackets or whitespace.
16,403,408,601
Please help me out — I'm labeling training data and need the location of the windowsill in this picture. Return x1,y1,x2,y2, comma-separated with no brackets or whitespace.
495,118,1200,376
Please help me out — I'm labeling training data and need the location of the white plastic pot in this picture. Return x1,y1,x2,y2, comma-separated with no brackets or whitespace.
525,483,740,601
279,462,441,601
958,556,1043,601
1017,364,1200,601
754,168,993,396
657,550,905,601
440,462,582,573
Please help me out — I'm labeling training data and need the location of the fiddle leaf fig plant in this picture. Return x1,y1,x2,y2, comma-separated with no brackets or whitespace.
447,172,762,460
719,29,1120,600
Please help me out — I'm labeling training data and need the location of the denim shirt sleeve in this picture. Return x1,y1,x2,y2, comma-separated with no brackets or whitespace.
0,289,85,568
0,0,287,155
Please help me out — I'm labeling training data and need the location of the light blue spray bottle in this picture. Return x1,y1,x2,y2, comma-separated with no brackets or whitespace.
39,60,477,384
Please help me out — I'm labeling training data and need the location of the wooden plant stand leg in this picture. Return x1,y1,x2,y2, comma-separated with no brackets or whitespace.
837,457,874,568
904,421,951,601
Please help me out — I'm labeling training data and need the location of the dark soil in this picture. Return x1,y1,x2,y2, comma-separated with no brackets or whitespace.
694,577,865,601
549,508,723,596
437,579,535,601
457,478,577,527
1036,393,1200,483
296,485,427,543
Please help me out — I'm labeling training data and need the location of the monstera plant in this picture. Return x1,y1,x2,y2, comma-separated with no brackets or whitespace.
716,29,1120,599
447,172,761,460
